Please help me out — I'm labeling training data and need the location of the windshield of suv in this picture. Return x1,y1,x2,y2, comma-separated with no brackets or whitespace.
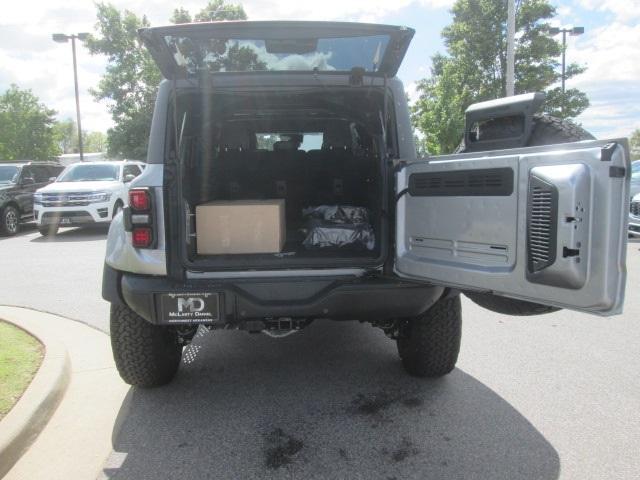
0,165,19,183
57,164,119,182
164,34,390,74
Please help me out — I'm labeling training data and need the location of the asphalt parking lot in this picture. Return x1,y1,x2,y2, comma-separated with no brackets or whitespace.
1,226,639,479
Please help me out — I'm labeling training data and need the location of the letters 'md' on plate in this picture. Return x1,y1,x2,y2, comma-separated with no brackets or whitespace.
409,167,514,197
159,292,220,323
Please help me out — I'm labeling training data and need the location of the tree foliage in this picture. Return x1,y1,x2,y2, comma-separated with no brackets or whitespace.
412,0,590,154
53,119,77,154
0,84,60,161
54,118,108,154
87,1,248,159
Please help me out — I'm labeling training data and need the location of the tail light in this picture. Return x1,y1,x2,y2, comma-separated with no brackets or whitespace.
129,189,150,211
132,227,153,248
125,188,156,249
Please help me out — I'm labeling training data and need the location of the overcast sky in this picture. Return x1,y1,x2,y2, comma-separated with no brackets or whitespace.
1,0,638,140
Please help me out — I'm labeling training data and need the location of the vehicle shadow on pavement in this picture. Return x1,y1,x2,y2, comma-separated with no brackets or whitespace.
102,321,559,480
0,222,38,239
29,226,108,243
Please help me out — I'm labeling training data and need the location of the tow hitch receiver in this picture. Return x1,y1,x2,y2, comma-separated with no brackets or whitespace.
241,318,312,337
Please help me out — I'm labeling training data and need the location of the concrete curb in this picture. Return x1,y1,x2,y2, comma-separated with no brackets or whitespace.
0,314,71,479
0,306,129,480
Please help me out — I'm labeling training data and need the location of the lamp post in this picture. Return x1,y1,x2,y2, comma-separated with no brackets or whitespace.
52,32,89,161
548,26,584,115
506,0,516,96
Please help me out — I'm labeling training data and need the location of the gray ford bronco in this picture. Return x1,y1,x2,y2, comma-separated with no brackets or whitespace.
102,21,631,387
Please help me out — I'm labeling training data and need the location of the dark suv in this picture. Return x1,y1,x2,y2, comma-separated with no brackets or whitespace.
102,21,631,388
0,161,64,235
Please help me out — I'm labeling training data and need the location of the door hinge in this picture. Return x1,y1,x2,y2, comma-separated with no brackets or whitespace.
609,166,626,178
601,142,617,161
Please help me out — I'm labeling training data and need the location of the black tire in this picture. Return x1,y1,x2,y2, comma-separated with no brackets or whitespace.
1,205,20,236
38,224,59,236
397,295,462,377
527,114,594,146
461,114,594,316
112,201,123,219
110,303,183,387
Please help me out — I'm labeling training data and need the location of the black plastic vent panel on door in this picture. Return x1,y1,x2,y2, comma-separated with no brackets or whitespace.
527,176,558,273
408,167,514,197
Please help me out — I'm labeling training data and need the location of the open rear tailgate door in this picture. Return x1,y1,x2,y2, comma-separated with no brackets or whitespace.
395,139,630,316
139,21,414,79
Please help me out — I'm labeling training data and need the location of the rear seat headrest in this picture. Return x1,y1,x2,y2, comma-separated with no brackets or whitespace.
273,140,295,151
322,124,352,151
221,128,253,151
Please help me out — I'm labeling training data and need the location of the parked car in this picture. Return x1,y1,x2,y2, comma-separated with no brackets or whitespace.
34,160,145,236
102,21,631,388
0,161,64,236
631,160,640,199
630,193,640,237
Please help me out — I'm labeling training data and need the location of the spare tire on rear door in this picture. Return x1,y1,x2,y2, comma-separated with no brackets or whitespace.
460,114,595,316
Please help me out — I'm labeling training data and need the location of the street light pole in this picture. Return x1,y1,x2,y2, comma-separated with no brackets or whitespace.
548,26,584,116
70,36,84,162
506,0,516,96
52,32,89,161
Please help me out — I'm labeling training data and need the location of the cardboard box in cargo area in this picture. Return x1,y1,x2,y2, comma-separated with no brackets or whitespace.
195,199,285,254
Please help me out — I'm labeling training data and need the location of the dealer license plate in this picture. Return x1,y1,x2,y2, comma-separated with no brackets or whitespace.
159,292,220,323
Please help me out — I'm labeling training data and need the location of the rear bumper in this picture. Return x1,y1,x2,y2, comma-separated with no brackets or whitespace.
103,264,444,325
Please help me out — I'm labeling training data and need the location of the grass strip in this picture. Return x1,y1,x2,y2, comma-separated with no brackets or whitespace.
0,321,44,419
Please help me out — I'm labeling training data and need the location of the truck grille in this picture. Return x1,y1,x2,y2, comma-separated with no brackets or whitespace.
527,177,558,273
39,192,91,207
631,201,640,217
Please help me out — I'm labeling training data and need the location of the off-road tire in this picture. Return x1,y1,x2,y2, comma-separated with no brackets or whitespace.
1,205,20,236
462,114,594,316
527,114,594,146
112,201,123,219
110,303,183,387
397,295,462,377
38,225,59,236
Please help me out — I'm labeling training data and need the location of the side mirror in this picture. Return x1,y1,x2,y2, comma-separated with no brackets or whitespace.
124,174,136,183
49,177,57,182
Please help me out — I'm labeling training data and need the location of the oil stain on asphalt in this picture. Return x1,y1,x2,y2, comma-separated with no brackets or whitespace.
264,428,304,469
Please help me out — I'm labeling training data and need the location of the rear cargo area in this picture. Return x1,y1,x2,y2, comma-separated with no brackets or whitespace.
172,87,390,269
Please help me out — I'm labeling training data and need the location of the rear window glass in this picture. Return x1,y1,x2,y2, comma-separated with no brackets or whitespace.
164,35,390,74
0,165,19,183
255,133,323,152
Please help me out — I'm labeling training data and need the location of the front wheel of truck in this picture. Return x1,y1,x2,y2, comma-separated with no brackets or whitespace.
110,304,183,387
397,295,462,377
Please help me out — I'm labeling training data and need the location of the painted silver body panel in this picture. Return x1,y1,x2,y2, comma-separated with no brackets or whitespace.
105,164,167,275
396,139,629,315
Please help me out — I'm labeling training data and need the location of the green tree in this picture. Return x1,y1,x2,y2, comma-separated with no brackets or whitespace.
87,1,249,159
413,0,590,154
53,119,107,154
171,0,247,23
85,3,161,159
630,128,640,161
0,84,60,161
53,118,77,154
84,131,108,153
